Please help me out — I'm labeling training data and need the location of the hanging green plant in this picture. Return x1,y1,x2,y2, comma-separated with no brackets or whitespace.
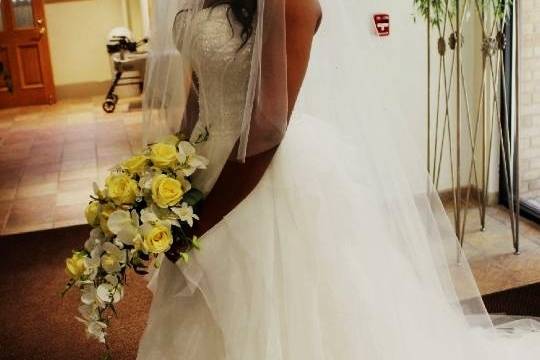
492,0,513,24
413,0,456,28
413,0,513,28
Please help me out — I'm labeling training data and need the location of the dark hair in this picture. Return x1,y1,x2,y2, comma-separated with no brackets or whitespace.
208,0,257,48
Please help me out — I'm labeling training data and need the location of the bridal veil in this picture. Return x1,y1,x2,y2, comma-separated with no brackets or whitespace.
135,2,540,359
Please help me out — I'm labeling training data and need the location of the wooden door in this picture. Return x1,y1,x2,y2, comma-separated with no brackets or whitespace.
0,0,55,108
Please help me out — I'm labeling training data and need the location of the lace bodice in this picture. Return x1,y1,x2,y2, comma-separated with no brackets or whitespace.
175,6,254,195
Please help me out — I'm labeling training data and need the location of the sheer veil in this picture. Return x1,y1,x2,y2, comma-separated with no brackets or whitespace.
295,0,493,328
143,0,504,340
142,0,288,161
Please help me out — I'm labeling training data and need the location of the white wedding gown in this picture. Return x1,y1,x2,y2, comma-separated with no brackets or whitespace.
138,4,540,360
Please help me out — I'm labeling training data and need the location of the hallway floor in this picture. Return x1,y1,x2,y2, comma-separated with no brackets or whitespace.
0,97,142,235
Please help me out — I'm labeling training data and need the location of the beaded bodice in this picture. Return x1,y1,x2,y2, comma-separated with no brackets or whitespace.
175,5,254,195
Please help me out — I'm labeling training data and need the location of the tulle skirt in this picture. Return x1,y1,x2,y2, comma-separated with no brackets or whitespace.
137,115,540,360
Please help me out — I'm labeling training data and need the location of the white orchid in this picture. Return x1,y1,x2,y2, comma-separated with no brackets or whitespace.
108,209,141,246
84,228,105,253
100,242,127,274
178,176,192,193
177,141,209,176
139,171,155,191
81,285,99,306
78,303,99,321
83,253,101,281
104,274,120,287
172,203,199,227
76,316,107,343
96,282,124,305
140,207,160,224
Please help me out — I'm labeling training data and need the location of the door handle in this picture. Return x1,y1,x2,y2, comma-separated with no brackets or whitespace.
32,18,46,39
31,26,46,41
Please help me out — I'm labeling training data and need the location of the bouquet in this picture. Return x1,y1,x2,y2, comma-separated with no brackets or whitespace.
63,134,208,352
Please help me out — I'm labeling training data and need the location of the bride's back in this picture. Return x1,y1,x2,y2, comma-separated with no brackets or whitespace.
191,0,322,236
175,5,256,194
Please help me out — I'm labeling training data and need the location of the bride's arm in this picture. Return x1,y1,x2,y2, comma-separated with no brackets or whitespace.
192,0,322,237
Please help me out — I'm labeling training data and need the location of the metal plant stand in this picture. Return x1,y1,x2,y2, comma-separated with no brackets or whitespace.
421,0,520,254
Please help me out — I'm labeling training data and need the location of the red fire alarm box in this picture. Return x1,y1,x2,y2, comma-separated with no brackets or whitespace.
373,14,390,37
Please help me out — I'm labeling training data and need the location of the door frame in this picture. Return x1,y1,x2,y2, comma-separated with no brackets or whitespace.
499,6,538,223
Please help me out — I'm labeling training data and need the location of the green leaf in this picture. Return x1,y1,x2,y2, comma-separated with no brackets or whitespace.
182,189,204,207
191,236,201,251
180,252,190,263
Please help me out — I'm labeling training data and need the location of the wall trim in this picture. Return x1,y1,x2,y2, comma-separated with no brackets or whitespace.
55,81,110,100
438,187,499,207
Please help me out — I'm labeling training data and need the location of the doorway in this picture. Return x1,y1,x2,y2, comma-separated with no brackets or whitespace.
0,0,55,108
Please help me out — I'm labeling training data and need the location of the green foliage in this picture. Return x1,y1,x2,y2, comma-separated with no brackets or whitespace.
182,188,204,207
413,0,455,28
493,0,513,23
413,0,513,27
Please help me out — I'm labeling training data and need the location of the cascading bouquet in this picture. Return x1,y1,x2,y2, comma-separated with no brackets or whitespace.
62,134,208,352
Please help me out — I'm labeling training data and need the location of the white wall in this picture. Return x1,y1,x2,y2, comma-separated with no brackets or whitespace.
45,0,145,87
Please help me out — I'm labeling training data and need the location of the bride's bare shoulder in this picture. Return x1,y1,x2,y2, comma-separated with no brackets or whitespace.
286,0,322,32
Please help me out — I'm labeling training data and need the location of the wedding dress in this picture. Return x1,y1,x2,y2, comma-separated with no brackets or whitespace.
138,1,540,359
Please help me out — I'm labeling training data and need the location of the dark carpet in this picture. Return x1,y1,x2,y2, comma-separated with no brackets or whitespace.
1,225,540,360
0,225,152,360
483,283,540,317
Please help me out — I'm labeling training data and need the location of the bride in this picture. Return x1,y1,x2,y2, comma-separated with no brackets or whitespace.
138,0,540,359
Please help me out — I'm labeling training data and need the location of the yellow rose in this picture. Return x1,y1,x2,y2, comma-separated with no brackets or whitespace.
99,204,116,236
149,143,178,168
65,252,86,280
143,224,173,254
85,201,101,226
122,155,148,174
152,174,184,208
105,174,139,206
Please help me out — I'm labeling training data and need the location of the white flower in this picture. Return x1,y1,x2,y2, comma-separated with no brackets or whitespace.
81,285,99,306
84,228,105,253
76,316,107,343
172,203,199,227
140,207,159,224
78,304,99,321
87,320,107,343
104,274,119,287
177,141,209,176
83,254,101,281
139,171,155,190
100,242,127,274
96,283,124,304
108,210,140,246
178,176,192,193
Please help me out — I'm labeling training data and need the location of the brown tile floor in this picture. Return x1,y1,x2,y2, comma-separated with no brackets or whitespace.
1,97,540,296
0,97,142,235
448,204,540,295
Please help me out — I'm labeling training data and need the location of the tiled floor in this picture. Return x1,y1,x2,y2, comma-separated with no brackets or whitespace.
1,97,540,296
0,97,142,234
448,204,540,295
